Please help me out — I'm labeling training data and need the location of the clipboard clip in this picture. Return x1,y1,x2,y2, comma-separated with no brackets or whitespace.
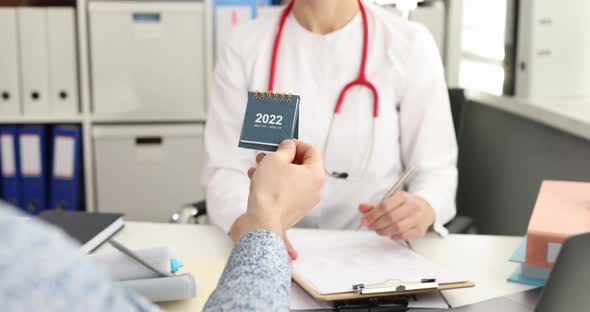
352,278,438,295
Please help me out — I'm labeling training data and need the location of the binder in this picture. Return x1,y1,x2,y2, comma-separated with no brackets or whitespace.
49,126,82,211
18,125,51,214
0,139,2,198
288,229,474,301
0,8,22,115
47,8,79,115
215,5,252,61
214,0,268,18
0,126,22,208
17,8,51,115
214,0,275,61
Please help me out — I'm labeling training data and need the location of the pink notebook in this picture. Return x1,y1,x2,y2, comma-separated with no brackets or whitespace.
526,180,590,268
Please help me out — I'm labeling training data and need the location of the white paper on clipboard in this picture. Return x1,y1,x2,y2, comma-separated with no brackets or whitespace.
288,229,467,296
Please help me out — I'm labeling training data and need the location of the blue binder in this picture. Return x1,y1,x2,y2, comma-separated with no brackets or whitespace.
18,125,51,214
0,134,2,199
49,126,82,211
0,126,22,208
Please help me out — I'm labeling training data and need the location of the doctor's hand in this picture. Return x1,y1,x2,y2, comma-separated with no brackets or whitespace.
358,192,436,240
229,140,325,259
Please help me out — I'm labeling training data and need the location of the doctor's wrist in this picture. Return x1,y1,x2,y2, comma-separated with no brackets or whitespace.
414,195,436,229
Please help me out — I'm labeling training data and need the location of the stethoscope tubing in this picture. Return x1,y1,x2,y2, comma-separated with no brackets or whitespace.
268,0,379,180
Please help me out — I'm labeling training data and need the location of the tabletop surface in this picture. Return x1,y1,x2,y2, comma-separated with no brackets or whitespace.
96,222,536,309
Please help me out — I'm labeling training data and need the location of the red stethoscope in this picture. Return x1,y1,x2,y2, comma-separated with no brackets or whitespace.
268,0,378,180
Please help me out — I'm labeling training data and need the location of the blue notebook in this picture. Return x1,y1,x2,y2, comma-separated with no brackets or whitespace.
507,237,548,287
238,91,300,152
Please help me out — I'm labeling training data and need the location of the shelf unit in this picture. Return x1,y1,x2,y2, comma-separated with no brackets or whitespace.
0,115,85,124
0,0,213,213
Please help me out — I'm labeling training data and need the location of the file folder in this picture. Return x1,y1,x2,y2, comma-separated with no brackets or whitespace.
17,8,51,115
0,8,22,115
18,126,51,214
0,126,22,208
47,8,79,115
215,6,252,61
49,126,82,211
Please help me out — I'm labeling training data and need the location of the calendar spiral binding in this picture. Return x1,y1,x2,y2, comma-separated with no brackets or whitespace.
251,90,293,102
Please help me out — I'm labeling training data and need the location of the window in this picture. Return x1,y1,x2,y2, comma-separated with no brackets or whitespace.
459,0,507,95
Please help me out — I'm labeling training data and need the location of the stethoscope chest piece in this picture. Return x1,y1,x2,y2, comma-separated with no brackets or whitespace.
322,113,377,181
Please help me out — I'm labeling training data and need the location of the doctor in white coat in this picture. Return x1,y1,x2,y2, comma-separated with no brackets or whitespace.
203,0,458,258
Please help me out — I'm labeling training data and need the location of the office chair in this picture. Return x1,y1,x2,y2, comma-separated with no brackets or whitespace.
170,201,207,224
172,89,477,234
446,88,477,234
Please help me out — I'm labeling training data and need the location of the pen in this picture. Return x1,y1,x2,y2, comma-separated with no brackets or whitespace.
109,239,171,277
378,166,415,204
357,166,415,233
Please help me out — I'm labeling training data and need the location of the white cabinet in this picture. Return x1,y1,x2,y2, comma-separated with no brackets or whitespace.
516,0,590,98
93,124,205,222
89,1,207,119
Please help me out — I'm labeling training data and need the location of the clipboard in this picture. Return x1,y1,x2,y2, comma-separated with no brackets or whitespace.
293,274,475,301
287,229,476,302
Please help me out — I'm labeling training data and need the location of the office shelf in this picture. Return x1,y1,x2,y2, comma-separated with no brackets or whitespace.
1,0,213,213
91,115,206,124
0,115,86,124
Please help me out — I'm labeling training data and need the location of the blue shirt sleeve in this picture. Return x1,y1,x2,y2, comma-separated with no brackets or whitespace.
0,207,159,312
204,230,291,312
0,207,290,312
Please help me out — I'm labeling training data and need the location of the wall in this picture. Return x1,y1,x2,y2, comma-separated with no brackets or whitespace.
457,100,590,235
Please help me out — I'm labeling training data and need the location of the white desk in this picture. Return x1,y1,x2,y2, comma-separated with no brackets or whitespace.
97,222,536,309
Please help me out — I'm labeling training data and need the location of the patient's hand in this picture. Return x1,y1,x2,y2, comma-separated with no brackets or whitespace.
229,140,324,258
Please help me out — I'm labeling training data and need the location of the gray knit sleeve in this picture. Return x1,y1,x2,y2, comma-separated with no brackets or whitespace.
203,230,291,312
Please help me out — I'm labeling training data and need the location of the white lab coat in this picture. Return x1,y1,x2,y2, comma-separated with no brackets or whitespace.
203,2,458,235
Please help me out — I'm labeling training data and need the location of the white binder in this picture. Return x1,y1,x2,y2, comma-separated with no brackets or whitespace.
17,8,51,115
47,8,79,115
0,8,22,115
